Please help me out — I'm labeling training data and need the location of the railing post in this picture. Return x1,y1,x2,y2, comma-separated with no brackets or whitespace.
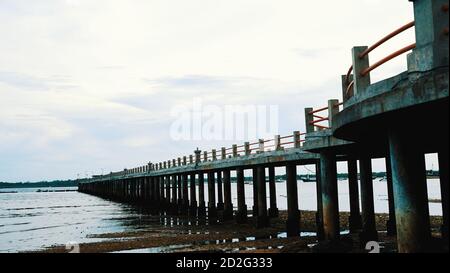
172,159,176,167
189,154,193,164
244,142,250,155
274,135,282,150
212,149,217,161
195,148,201,165
232,144,238,157
203,151,208,162
294,131,301,148
258,139,264,153
328,99,339,128
183,156,187,165
407,0,449,72
221,147,226,160
178,157,181,166
304,108,314,133
351,46,371,95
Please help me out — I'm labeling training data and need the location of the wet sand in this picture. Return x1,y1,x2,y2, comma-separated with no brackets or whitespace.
30,210,444,253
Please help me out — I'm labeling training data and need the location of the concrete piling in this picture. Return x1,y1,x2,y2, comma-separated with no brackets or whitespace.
347,159,362,233
160,176,166,208
222,169,233,221
217,171,224,210
198,172,206,217
320,151,339,241
256,166,269,228
385,156,397,236
165,175,171,212
236,167,247,223
189,173,197,217
285,162,300,237
177,174,182,210
207,171,217,223
268,166,279,218
252,168,259,218
171,174,178,214
388,128,431,253
182,174,189,214
315,162,324,240
359,156,378,243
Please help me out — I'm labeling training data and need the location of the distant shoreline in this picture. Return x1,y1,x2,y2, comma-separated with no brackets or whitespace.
0,181,78,189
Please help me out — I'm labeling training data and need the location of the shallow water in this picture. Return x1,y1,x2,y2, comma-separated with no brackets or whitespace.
0,187,159,252
0,179,443,252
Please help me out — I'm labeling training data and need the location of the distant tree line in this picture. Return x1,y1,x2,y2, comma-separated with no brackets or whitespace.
0,179,80,189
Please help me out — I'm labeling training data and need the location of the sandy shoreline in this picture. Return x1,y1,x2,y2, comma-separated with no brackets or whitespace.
27,210,444,253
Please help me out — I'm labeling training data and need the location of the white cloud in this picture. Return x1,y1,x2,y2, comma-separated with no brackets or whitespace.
0,0,427,181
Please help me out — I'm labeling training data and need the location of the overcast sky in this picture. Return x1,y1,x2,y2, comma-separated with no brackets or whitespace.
1,0,433,182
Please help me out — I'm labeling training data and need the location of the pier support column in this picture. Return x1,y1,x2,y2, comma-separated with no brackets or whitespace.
207,171,217,223
320,151,339,241
252,168,259,218
189,173,197,217
177,174,182,211
385,156,397,236
171,174,178,215
217,171,224,210
359,156,378,243
286,162,300,237
132,179,137,201
236,167,248,223
223,169,233,221
182,174,189,214
198,172,206,217
348,159,362,233
141,178,146,203
439,148,449,242
160,176,166,208
140,179,144,202
256,166,269,228
155,177,161,208
268,166,279,217
165,175,171,212
315,162,325,240
388,128,431,253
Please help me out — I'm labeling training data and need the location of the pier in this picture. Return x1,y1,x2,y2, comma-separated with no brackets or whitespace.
78,0,448,253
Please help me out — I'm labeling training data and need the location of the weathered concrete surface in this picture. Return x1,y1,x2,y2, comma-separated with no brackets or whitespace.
334,67,449,148
389,125,431,252
302,129,354,153
320,151,339,241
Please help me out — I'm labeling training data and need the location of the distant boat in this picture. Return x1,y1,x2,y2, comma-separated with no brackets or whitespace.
301,174,316,182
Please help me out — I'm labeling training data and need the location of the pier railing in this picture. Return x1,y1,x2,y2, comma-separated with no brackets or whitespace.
110,131,307,177
304,100,343,132
343,21,416,101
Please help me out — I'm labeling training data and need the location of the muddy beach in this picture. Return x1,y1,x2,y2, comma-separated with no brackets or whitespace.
31,210,444,253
